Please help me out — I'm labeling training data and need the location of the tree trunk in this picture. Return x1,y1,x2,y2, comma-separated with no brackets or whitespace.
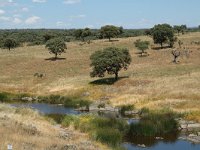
160,42,163,49
55,53,58,59
115,72,118,80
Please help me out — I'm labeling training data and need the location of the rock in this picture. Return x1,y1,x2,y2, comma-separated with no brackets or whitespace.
180,124,187,129
61,144,77,150
76,106,89,111
187,136,200,144
57,104,64,106
188,134,197,137
59,132,70,140
21,97,33,102
137,144,146,148
155,137,164,140
187,123,200,129
124,110,139,115
82,92,90,97
198,132,200,136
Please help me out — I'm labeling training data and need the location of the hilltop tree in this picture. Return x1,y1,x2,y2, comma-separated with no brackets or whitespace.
3,38,19,50
151,24,175,48
90,47,131,80
100,25,121,41
134,39,150,56
45,38,67,59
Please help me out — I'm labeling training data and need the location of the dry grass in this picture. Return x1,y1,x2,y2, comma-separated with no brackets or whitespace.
0,104,108,150
0,32,200,114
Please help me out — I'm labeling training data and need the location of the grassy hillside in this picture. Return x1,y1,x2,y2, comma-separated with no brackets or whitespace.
0,32,200,116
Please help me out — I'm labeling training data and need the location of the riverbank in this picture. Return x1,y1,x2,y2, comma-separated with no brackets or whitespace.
0,103,108,150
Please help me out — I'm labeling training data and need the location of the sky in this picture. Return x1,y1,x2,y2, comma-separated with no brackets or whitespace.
0,0,199,29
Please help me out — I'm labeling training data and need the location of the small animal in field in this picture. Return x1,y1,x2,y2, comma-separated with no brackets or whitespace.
34,73,45,78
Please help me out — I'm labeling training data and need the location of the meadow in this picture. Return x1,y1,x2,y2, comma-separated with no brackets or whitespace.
0,32,200,120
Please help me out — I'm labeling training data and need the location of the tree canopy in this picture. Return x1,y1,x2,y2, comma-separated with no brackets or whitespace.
90,47,131,80
100,25,122,41
45,38,67,59
151,24,176,48
74,28,92,41
134,39,150,56
2,38,19,50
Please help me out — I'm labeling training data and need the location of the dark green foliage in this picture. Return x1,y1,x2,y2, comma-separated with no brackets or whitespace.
45,38,67,59
100,25,122,41
2,38,19,50
134,39,150,56
151,24,176,48
90,47,131,80
74,28,92,41
64,97,91,108
119,104,135,115
43,32,56,42
0,92,8,102
98,103,106,108
129,111,178,137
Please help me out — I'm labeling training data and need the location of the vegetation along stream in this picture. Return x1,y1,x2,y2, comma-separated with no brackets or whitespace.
10,102,200,150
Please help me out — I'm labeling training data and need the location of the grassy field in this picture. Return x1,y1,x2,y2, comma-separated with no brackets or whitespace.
0,32,200,119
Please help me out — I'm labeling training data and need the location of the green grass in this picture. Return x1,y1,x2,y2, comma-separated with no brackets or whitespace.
60,114,128,148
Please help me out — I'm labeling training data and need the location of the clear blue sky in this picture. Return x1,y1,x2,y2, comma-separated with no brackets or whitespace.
0,0,199,29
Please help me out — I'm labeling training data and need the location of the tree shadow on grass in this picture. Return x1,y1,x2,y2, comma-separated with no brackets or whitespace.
90,76,129,85
45,57,66,61
152,46,171,50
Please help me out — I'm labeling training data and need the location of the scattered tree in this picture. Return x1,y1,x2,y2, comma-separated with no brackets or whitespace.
134,39,150,56
151,24,175,48
45,38,67,59
171,49,181,63
74,28,92,42
3,38,19,50
90,47,131,80
174,25,187,35
100,25,122,41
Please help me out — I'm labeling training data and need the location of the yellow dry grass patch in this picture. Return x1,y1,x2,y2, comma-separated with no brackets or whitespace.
0,104,108,150
0,32,200,114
